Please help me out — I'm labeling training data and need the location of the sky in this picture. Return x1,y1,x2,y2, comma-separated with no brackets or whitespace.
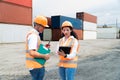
33,0,120,27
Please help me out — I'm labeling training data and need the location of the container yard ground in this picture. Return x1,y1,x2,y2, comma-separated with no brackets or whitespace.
0,39,120,80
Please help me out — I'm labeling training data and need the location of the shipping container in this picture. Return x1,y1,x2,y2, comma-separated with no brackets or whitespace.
0,1,32,25
3,0,32,7
83,21,97,31
97,33,117,39
47,17,52,27
83,31,97,40
73,29,83,40
52,29,61,41
43,29,52,41
0,24,32,43
97,27,117,39
51,15,83,29
76,12,97,23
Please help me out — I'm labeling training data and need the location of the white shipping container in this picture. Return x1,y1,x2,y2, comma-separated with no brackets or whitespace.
97,33,117,39
0,24,32,43
83,31,97,40
97,27,117,33
83,21,97,31
43,29,52,41
97,27,117,39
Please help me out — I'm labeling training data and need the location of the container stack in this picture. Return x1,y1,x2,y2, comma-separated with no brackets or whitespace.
51,15,83,41
0,0,32,25
76,12,97,40
0,0,32,43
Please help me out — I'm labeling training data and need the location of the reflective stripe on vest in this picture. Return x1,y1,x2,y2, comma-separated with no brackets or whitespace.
26,57,36,61
60,60,77,64
26,50,30,53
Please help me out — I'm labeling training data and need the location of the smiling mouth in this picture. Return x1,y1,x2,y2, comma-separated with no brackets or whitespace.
64,33,68,35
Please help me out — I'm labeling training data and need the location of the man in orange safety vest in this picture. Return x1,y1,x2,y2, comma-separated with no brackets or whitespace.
25,16,50,80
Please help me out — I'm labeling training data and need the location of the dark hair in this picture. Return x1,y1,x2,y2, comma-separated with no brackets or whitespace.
61,26,78,39
34,22,37,27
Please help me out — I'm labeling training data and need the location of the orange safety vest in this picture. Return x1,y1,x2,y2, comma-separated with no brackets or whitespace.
58,37,80,68
25,31,43,68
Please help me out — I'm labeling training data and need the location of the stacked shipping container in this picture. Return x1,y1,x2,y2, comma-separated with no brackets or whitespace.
76,12,97,40
0,0,32,25
51,15,83,40
51,13,97,41
0,0,97,43
0,0,32,43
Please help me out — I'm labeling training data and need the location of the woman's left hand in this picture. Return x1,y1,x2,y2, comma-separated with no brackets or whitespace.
58,50,66,57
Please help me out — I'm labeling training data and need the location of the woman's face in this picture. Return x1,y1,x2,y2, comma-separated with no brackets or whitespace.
62,27,72,37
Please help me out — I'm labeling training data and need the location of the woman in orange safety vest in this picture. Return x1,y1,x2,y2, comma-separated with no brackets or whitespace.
57,21,80,80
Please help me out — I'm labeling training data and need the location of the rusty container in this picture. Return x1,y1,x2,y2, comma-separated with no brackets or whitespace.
0,1,32,25
52,29,61,41
76,12,97,23
73,29,83,40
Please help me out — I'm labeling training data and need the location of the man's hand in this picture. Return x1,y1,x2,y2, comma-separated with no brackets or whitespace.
45,44,50,48
44,54,50,60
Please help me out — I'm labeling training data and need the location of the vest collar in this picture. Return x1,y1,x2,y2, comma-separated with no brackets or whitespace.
62,36,74,41
30,28,39,35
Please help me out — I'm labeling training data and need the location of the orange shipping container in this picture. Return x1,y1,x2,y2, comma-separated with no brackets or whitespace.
73,29,83,40
76,12,97,23
52,29,61,41
3,0,32,7
0,1,32,25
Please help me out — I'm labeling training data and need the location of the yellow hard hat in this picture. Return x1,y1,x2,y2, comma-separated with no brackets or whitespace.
61,21,73,28
34,16,49,27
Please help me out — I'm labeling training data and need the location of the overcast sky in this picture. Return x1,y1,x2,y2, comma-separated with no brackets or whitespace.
33,0,120,26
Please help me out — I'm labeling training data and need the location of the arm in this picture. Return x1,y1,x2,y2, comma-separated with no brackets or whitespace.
66,39,78,59
29,50,50,60
28,34,50,60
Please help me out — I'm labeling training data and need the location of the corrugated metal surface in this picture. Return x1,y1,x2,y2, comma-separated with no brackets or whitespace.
97,27,117,33
83,31,97,40
52,29,61,41
97,33,117,39
0,2,32,25
73,29,83,40
97,27,117,39
43,29,52,41
3,0,32,7
51,15,83,29
83,21,97,31
76,12,97,23
47,17,52,27
0,24,32,43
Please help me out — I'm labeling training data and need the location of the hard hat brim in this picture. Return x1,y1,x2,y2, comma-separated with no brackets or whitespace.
61,26,73,28
45,25,49,27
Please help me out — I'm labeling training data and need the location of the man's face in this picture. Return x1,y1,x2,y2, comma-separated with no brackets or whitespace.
38,26,45,33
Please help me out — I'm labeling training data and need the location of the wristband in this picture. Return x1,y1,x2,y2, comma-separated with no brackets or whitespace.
64,54,67,58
